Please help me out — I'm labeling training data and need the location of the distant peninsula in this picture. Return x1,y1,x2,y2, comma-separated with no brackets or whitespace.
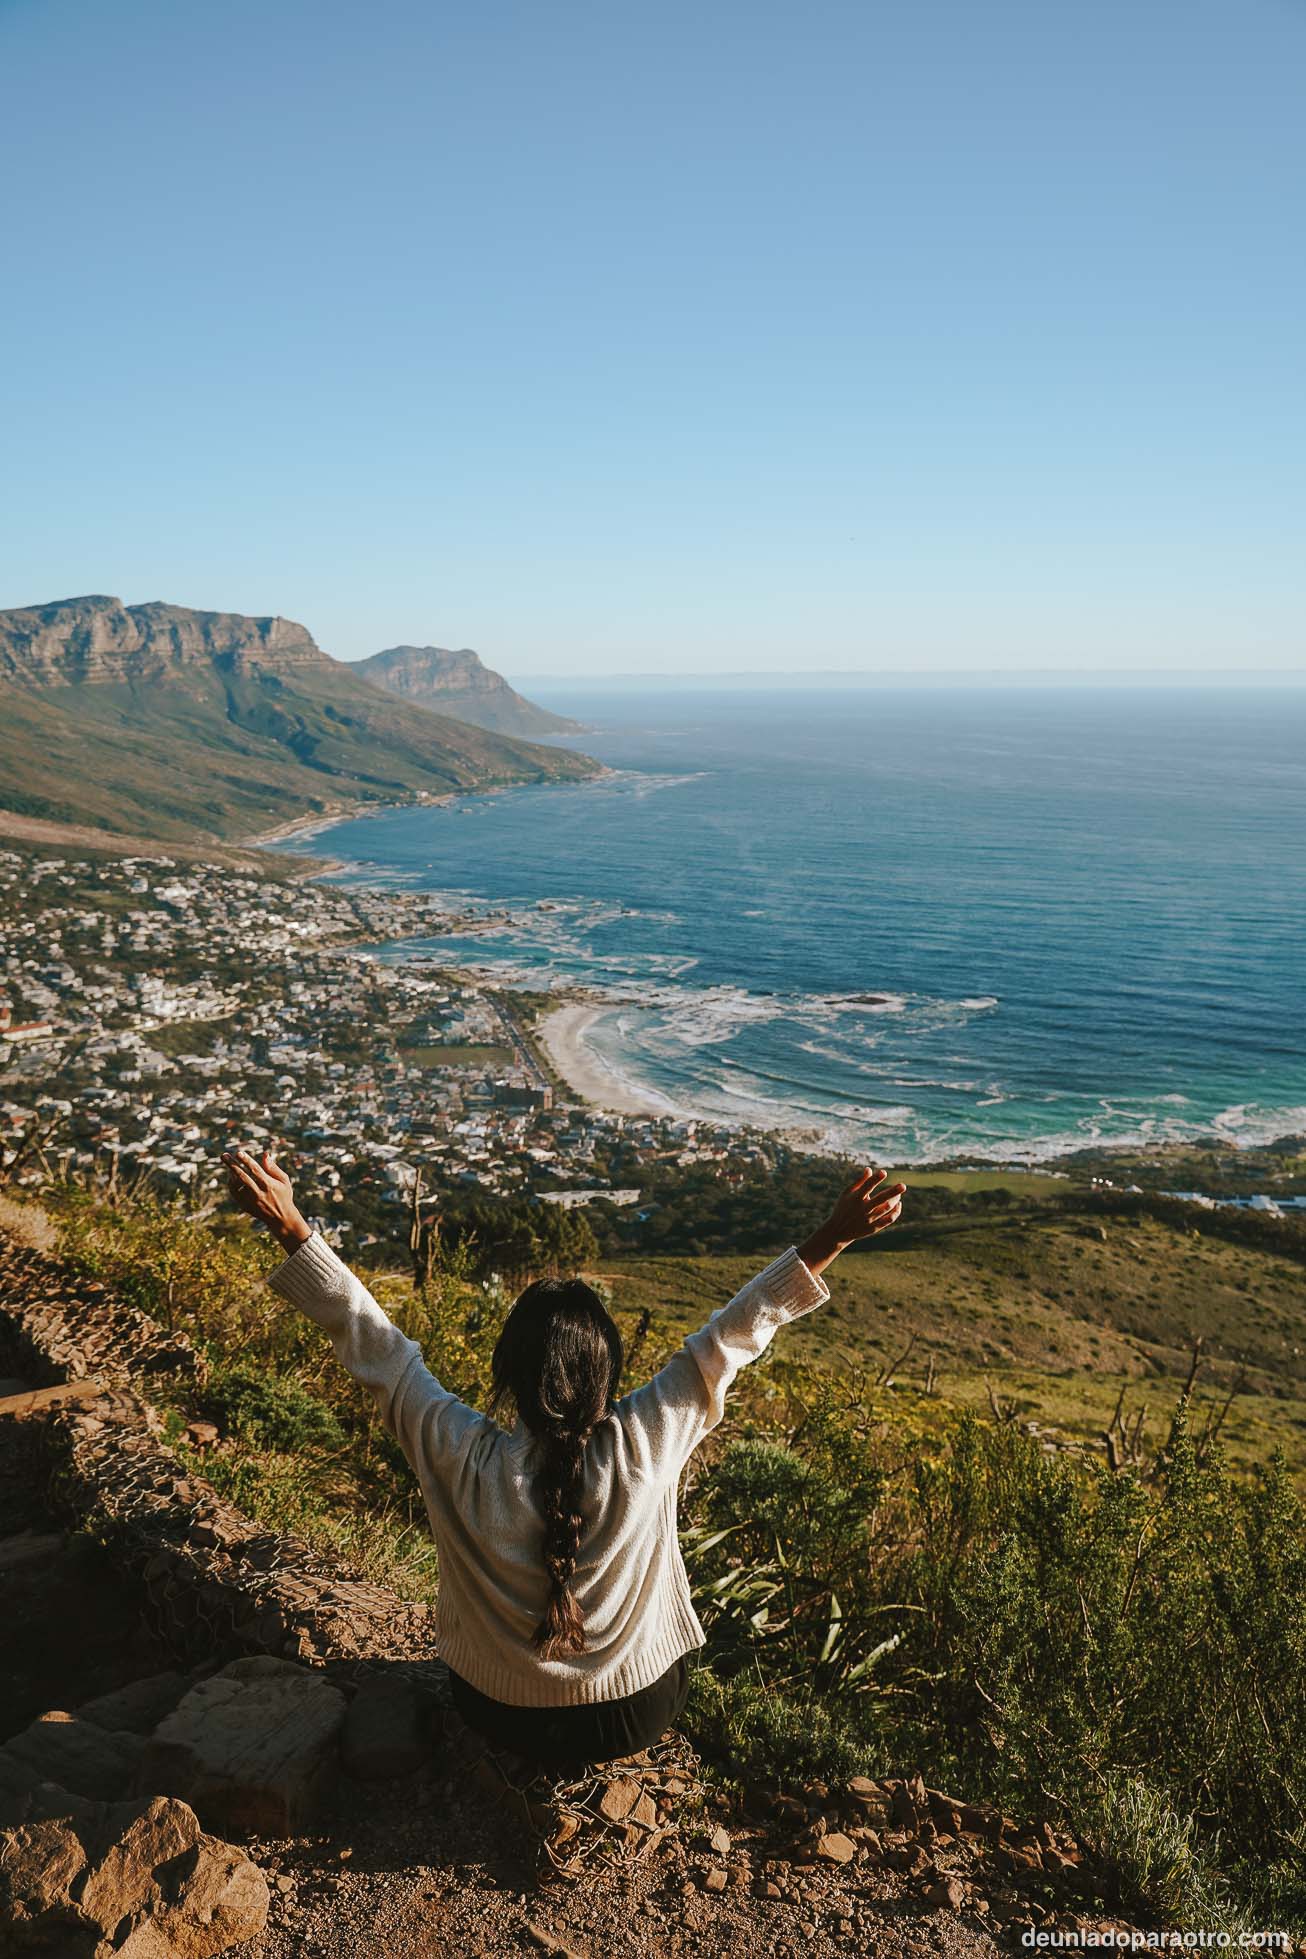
0,595,601,848
353,643,586,739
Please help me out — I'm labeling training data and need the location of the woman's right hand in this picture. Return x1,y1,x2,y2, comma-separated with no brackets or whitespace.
798,1167,906,1276
827,1166,906,1247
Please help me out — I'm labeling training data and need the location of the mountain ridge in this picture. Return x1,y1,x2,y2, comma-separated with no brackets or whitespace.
0,595,601,845
353,641,586,738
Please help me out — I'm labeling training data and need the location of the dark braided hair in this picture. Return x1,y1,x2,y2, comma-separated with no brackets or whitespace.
489,1276,623,1660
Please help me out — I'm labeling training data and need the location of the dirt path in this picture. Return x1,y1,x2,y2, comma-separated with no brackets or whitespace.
236,1753,1007,1959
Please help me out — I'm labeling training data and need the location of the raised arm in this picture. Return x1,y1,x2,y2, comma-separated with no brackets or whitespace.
221,1146,488,1466
616,1166,906,1480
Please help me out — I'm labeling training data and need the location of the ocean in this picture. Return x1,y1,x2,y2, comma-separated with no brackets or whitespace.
272,686,1306,1165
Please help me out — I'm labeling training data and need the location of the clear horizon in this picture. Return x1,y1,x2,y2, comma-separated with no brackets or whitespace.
3,0,1304,677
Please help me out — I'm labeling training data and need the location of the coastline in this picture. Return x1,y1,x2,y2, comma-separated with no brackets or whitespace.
535,1002,681,1119
235,792,1306,1184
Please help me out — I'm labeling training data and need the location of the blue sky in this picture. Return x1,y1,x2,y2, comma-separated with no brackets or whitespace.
2,0,1303,677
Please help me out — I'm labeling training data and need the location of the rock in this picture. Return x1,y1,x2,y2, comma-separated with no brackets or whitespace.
0,1791,267,1957
926,1875,967,1910
76,1673,191,1736
0,1379,112,1419
137,1656,347,1834
339,1676,426,1782
761,1879,782,1898
141,1832,270,1957
596,1777,642,1823
708,1824,731,1856
630,1791,659,1829
183,1421,220,1449
813,1831,857,1865
4,1712,145,1802
703,1867,727,1892
0,1751,38,1829
0,1529,67,1572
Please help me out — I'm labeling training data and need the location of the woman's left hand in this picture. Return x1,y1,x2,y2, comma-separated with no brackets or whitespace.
221,1146,312,1253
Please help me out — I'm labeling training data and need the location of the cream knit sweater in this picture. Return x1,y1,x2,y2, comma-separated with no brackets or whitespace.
267,1232,832,1706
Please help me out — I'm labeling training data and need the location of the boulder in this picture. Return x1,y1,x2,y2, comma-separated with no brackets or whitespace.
76,1674,192,1738
3,1712,145,1803
0,1790,267,1956
0,1531,66,1573
339,1675,426,1782
137,1656,346,1834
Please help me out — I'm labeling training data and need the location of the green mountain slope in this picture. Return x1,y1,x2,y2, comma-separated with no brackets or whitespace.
0,596,601,842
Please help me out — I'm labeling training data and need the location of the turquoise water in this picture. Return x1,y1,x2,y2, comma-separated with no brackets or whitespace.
276,687,1306,1163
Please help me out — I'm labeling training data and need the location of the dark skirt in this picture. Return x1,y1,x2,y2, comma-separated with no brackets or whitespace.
448,1650,697,1773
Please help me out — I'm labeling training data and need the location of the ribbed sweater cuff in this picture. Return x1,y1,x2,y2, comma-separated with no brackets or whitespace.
265,1230,343,1307
757,1244,831,1320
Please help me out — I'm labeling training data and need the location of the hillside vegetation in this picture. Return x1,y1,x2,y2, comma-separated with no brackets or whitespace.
29,1173,1306,1934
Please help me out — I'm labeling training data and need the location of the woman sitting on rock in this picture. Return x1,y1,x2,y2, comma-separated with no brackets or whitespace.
221,1145,905,1773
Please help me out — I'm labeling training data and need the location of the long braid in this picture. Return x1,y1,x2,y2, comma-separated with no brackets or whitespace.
532,1417,594,1658
489,1275,623,1664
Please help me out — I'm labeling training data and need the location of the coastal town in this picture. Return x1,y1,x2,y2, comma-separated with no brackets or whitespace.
0,844,781,1249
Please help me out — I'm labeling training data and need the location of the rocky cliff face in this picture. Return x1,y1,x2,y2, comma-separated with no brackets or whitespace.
0,595,326,686
355,643,584,737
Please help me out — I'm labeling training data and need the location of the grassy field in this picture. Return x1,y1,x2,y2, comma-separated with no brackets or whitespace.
399,1042,516,1069
598,1204,1306,1477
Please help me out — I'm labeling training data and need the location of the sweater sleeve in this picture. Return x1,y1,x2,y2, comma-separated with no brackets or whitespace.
264,1231,488,1468
615,1245,831,1481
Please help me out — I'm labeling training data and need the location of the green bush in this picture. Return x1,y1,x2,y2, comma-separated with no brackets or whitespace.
202,1360,346,1453
685,1665,881,1791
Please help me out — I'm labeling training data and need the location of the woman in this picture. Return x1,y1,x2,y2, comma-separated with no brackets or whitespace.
222,1144,906,1773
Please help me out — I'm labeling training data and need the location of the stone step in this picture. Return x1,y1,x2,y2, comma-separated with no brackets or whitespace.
0,1379,109,1420
0,1529,67,1573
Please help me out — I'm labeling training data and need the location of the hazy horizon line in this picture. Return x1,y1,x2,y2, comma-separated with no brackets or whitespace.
503,666,1306,689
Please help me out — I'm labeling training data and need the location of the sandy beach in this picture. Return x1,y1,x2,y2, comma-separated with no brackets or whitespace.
537,1002,681,1119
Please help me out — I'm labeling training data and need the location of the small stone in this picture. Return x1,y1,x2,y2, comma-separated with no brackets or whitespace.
184,1420,221,1448
708,1823,731,1856
761,1880,782,1899
597,1776,641,1823
276,1872,295,1892
630,1791,659,1829
813,1831,857,1865
926,1875,967,1910
704,1866,727,1892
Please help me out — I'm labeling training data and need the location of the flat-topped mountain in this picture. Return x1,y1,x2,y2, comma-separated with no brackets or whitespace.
0,595,600,845
0,595,327,686
354,642,585,738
